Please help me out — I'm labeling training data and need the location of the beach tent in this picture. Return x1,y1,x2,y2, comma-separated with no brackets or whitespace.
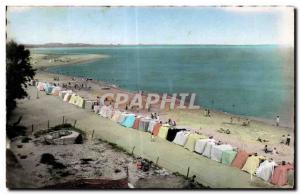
69,94,78,105
271,163,294,186
85,100,93,110
93,105,100,113
210,144,233,162
59,91,70,99
242,155,265,175
287,170,294,186
231,150,250,169
184,133,207,152
59,91,65,98
132,117,141,129
152,123,162,136
147,120,158,133
138,118,151,132
221,150,237,165
195,139,211,154
173,131,191,146
166,128,186,142
64,93,72,102
37,82,46,91
118,112,129,124
158,124,171,139
76,96,85,108
99,105,108,117
100,105,114,118
256,160,277,181
45,84,54,95
111,110,122,122
202,140,216,158
51,86,62,96
121,114,136,128
106,107,114,118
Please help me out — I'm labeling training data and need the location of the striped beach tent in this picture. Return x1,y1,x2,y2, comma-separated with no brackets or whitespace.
184,133,207,152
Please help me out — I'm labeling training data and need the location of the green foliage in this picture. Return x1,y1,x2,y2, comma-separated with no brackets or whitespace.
6,41,36,118
6,125,27,139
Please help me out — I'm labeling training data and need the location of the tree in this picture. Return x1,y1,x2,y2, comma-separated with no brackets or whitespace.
6,41,35,118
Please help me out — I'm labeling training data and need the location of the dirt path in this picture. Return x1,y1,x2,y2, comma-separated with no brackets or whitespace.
8,86,291,189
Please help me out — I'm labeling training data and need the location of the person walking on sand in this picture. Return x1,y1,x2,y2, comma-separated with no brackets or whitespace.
286,134,291,146
276,116,280,127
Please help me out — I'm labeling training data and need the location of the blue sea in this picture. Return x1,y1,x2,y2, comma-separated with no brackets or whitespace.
32,45,294,127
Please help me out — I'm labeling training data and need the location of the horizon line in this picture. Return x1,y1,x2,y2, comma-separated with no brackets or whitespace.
22,42,292,47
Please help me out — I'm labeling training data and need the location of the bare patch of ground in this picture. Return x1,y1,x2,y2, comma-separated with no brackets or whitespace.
7,129,195,189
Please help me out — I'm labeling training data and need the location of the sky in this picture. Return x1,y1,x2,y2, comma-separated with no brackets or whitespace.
6,6,294,45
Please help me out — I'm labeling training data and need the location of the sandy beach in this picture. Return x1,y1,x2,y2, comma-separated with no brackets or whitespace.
30,53,109,70
7,52,294,189
28,52,294,163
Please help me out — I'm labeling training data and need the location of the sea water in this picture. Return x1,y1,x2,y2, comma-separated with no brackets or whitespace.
32,45,294,127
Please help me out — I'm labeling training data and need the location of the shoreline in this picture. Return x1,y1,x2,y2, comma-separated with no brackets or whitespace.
30,53,109,71
30,54,295,130
10,52,292,172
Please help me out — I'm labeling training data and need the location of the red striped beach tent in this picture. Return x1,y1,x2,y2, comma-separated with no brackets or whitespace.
231,150,250,169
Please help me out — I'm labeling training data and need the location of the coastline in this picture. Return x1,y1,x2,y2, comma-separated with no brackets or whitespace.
32,52,293,129
30,53,294,163
30,53,109,70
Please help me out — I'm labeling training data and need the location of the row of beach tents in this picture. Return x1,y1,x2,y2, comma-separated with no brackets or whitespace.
37,82,85,108
93,105,294,187
36,81,294,187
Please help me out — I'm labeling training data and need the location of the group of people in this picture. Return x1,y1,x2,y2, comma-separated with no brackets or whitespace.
150,113,177,127
264,145,279,155
167,118,177,126
150,113,160,120
263,134,291,155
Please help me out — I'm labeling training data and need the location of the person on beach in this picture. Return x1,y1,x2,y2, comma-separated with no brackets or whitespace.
172,120,177,126
167,119,172,125
216,140,222,145
286,134,291,146
156,114,160,121
264,145,271,153
207,109,211,117
154,113,157,119
276,116,280,127
272,147,279,155
151,113,154,119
